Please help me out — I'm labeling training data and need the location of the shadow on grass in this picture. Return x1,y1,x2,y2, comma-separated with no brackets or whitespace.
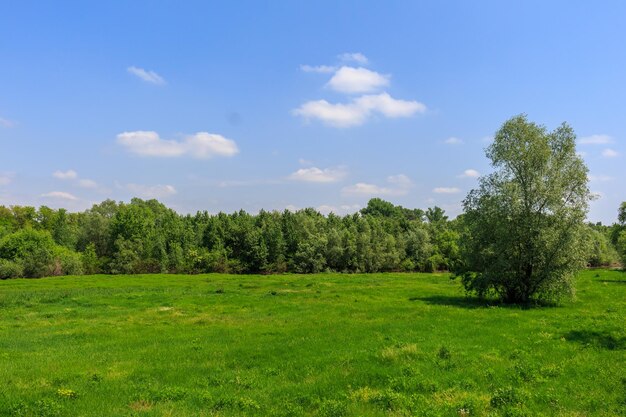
564,330,625,350
410,295,542,310
596,279,626,285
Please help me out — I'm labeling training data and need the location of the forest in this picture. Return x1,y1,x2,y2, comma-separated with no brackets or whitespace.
0,197,623,280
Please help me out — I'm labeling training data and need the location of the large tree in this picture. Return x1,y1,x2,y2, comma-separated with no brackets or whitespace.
457,115,591,303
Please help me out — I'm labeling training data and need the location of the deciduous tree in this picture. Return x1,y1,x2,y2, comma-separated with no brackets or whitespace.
457,115,591,303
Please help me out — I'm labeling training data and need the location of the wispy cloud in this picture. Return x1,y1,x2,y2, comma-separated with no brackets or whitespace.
124,183,177,199
78,179,98,188
433,187,461,194
458,169,480,178
289,166,346,183
338,52,368,65
53,169,99,189
127,66,166,85
41,191,78,201
214,179,282,188
387,174,412,187
342,183,397,196
300,64,336,73
53,170,78,180
326,66,389,94
444,137,463,145
293,93,425,128
342,174,412,197
579,134,613,145
117,131,239,158
602,148,619,158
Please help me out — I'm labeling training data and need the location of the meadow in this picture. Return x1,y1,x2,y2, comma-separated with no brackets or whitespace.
0,270,624,417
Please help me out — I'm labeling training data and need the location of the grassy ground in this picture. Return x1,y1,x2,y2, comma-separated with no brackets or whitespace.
0,270,624,417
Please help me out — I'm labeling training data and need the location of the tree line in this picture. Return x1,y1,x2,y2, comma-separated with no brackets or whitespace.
0,196,622,280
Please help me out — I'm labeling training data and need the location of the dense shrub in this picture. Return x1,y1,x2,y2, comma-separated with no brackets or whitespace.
54,246,84,276
0,228,83,278
0,229,57,277
0,259,23,279
586,227,619,267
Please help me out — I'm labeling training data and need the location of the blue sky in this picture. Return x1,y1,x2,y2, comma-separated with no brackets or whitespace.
0,1,624,223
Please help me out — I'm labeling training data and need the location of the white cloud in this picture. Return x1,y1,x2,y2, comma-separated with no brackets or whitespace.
298,158,314,166
296,57,426,128
579,134,613,145
326,66,389,94
41,191,78,200
0,117,15,128
342,174,412,197
433,187,461,194
338,52,368,64
125,183,177,199
127,66,165,85
293,100,368,127
458,169,480,178
355,93,425,117
342,183,399,196
53,170,78,180
444,137,463,145
602,148,619,158
300,64,337,73
293,93,425,128
289,167,346,183
317,204,361,215
117,131,239,158
78,179,98,188
387,174,413,187
53,170,99,189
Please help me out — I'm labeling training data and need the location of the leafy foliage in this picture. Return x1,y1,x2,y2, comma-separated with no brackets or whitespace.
457,115,592,303
0,198,464,277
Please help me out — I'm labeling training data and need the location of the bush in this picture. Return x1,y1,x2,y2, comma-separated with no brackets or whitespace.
587,228,618,267
0,229,56,277
0,259,23,279
54,246,84,276
0,229,84,277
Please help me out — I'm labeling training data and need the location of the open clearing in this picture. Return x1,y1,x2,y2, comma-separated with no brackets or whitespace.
0,270,624,416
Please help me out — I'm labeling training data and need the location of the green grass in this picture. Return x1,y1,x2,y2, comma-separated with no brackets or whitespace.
0,270,624,417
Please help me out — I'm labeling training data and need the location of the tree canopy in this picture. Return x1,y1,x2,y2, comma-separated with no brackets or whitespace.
456,115,593,303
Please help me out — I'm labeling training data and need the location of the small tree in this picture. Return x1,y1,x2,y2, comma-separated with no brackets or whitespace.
616,202,626,267
457,115,591,303
618,202,626,226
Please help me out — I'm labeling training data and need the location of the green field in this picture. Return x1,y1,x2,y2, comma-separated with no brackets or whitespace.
0,271,624,417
